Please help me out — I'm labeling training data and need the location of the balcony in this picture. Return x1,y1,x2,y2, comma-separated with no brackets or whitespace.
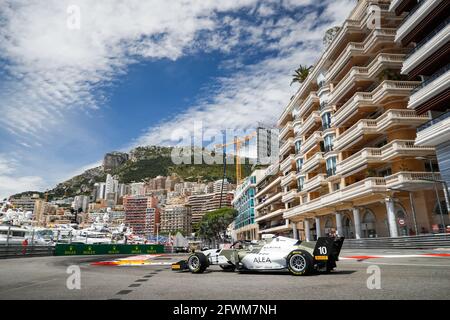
298,111,321,136
302,131,323,154
329,53,405,106
334,109,431,150
255,192,283,211
280,154,295,173
282,189,298,203
256,176,281,198
386,171,443,191
284,177,387,219
279,137,294,157
326,28,398,83
255,208,285,223
301,152,325,173
333,80,420,127
416,111,450,146
336,139,435,176
296,92,319,118
303,174,328,193
402,19,450,75
281,172,296,187
407,64,450,111
396,0,442,43
258,220,290,234
279,121,293,140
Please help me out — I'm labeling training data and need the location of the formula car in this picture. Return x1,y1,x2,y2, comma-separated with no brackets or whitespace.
172,235,344,276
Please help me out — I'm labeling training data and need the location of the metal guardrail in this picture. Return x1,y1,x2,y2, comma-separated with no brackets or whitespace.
0,245,54,259
342,233,450,249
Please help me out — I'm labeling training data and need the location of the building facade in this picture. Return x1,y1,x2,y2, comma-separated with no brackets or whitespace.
160,205,192,235
232,169,265,240
123,195,160,236
254,163,291,238
277,0,445,240
390,0,450,227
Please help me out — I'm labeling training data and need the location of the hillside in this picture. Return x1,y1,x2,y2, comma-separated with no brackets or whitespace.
27,146,256,200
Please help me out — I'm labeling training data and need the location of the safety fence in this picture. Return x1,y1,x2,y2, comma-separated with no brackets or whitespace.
342,233,450,249
0,245,54,259
0,243,165,258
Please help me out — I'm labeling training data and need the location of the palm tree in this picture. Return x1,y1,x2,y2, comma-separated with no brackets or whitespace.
290,65,313,86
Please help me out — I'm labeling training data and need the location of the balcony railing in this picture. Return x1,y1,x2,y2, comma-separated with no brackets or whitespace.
405,18,450,59
418,111,450,132
279,137,294,156
336,140,435,175
329,54,405,105
303,174,328,192
411,63,450,95
297,92,319,118
333,80,419,127
298,111,321,136
334,109,430,150
279,121,293,139
301,152,325,173
302,131,323,154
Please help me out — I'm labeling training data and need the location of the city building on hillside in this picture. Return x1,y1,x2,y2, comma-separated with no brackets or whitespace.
187,191,233,225
160,204,192,235
213,178,232,193
276,0,446,240
232,169,266,240
390,0,450,226
9,194,41,213
72,195,89,213
123,195,160,236
34,199,57,226
130,182,145,196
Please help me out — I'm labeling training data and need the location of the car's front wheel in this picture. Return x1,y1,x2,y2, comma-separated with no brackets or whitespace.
287,250,314,276
187,252,208,273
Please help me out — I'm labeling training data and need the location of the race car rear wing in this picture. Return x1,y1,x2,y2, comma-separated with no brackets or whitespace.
313,237,345,262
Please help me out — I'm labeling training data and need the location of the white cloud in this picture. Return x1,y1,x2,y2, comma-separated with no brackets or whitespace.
0,155,46,199
0,0,355,197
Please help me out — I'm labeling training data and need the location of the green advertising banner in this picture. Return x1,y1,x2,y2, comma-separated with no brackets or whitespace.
54,244,165,256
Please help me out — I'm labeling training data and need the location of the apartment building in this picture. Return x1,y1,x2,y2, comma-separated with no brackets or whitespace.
390,0,450,221
232,169,266,240
187,192,233,225
254,163,291,238
278,0,445,240
123,195,160,236
160,204,192,235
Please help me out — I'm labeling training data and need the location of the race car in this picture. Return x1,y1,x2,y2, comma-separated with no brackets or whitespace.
172,235,344,276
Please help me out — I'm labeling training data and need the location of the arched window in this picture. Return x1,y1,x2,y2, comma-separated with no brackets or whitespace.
342,215,354,239
394,204,409,236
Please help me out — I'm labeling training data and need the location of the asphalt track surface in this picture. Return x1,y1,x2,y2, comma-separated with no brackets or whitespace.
0,249,449,300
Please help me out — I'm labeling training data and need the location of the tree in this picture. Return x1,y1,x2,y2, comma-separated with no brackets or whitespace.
196,207,237,243
291,65,313,86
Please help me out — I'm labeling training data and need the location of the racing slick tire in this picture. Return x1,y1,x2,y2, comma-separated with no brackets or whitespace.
286,250,314,276
187,252,208,274
219,264,236,272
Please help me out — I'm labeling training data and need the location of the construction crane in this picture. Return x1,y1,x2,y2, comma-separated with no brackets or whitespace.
215,131,256,207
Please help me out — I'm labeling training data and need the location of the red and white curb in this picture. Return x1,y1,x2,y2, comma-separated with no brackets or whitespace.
91,254,174,266
341,253,450,261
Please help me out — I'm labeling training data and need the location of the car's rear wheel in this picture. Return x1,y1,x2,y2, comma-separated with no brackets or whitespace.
187,252,208,273
287,250,314,276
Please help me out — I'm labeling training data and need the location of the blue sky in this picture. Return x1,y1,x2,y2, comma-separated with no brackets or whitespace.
0,0,355,198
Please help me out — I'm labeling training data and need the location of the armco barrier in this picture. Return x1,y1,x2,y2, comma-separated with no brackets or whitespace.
54,244,165,256
342,233,450,249
0,245,54,259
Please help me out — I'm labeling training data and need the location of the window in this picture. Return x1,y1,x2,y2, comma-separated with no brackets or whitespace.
297,177,305,191
296,158,303,172
322,112,332,130
333,183,340,191
326,156,337,177
323,134,335,152
295,140,302,154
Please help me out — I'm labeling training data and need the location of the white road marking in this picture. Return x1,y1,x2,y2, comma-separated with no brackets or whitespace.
361,261,450,268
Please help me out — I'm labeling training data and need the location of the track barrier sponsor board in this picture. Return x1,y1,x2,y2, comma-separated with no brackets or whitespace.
54,244,165,256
